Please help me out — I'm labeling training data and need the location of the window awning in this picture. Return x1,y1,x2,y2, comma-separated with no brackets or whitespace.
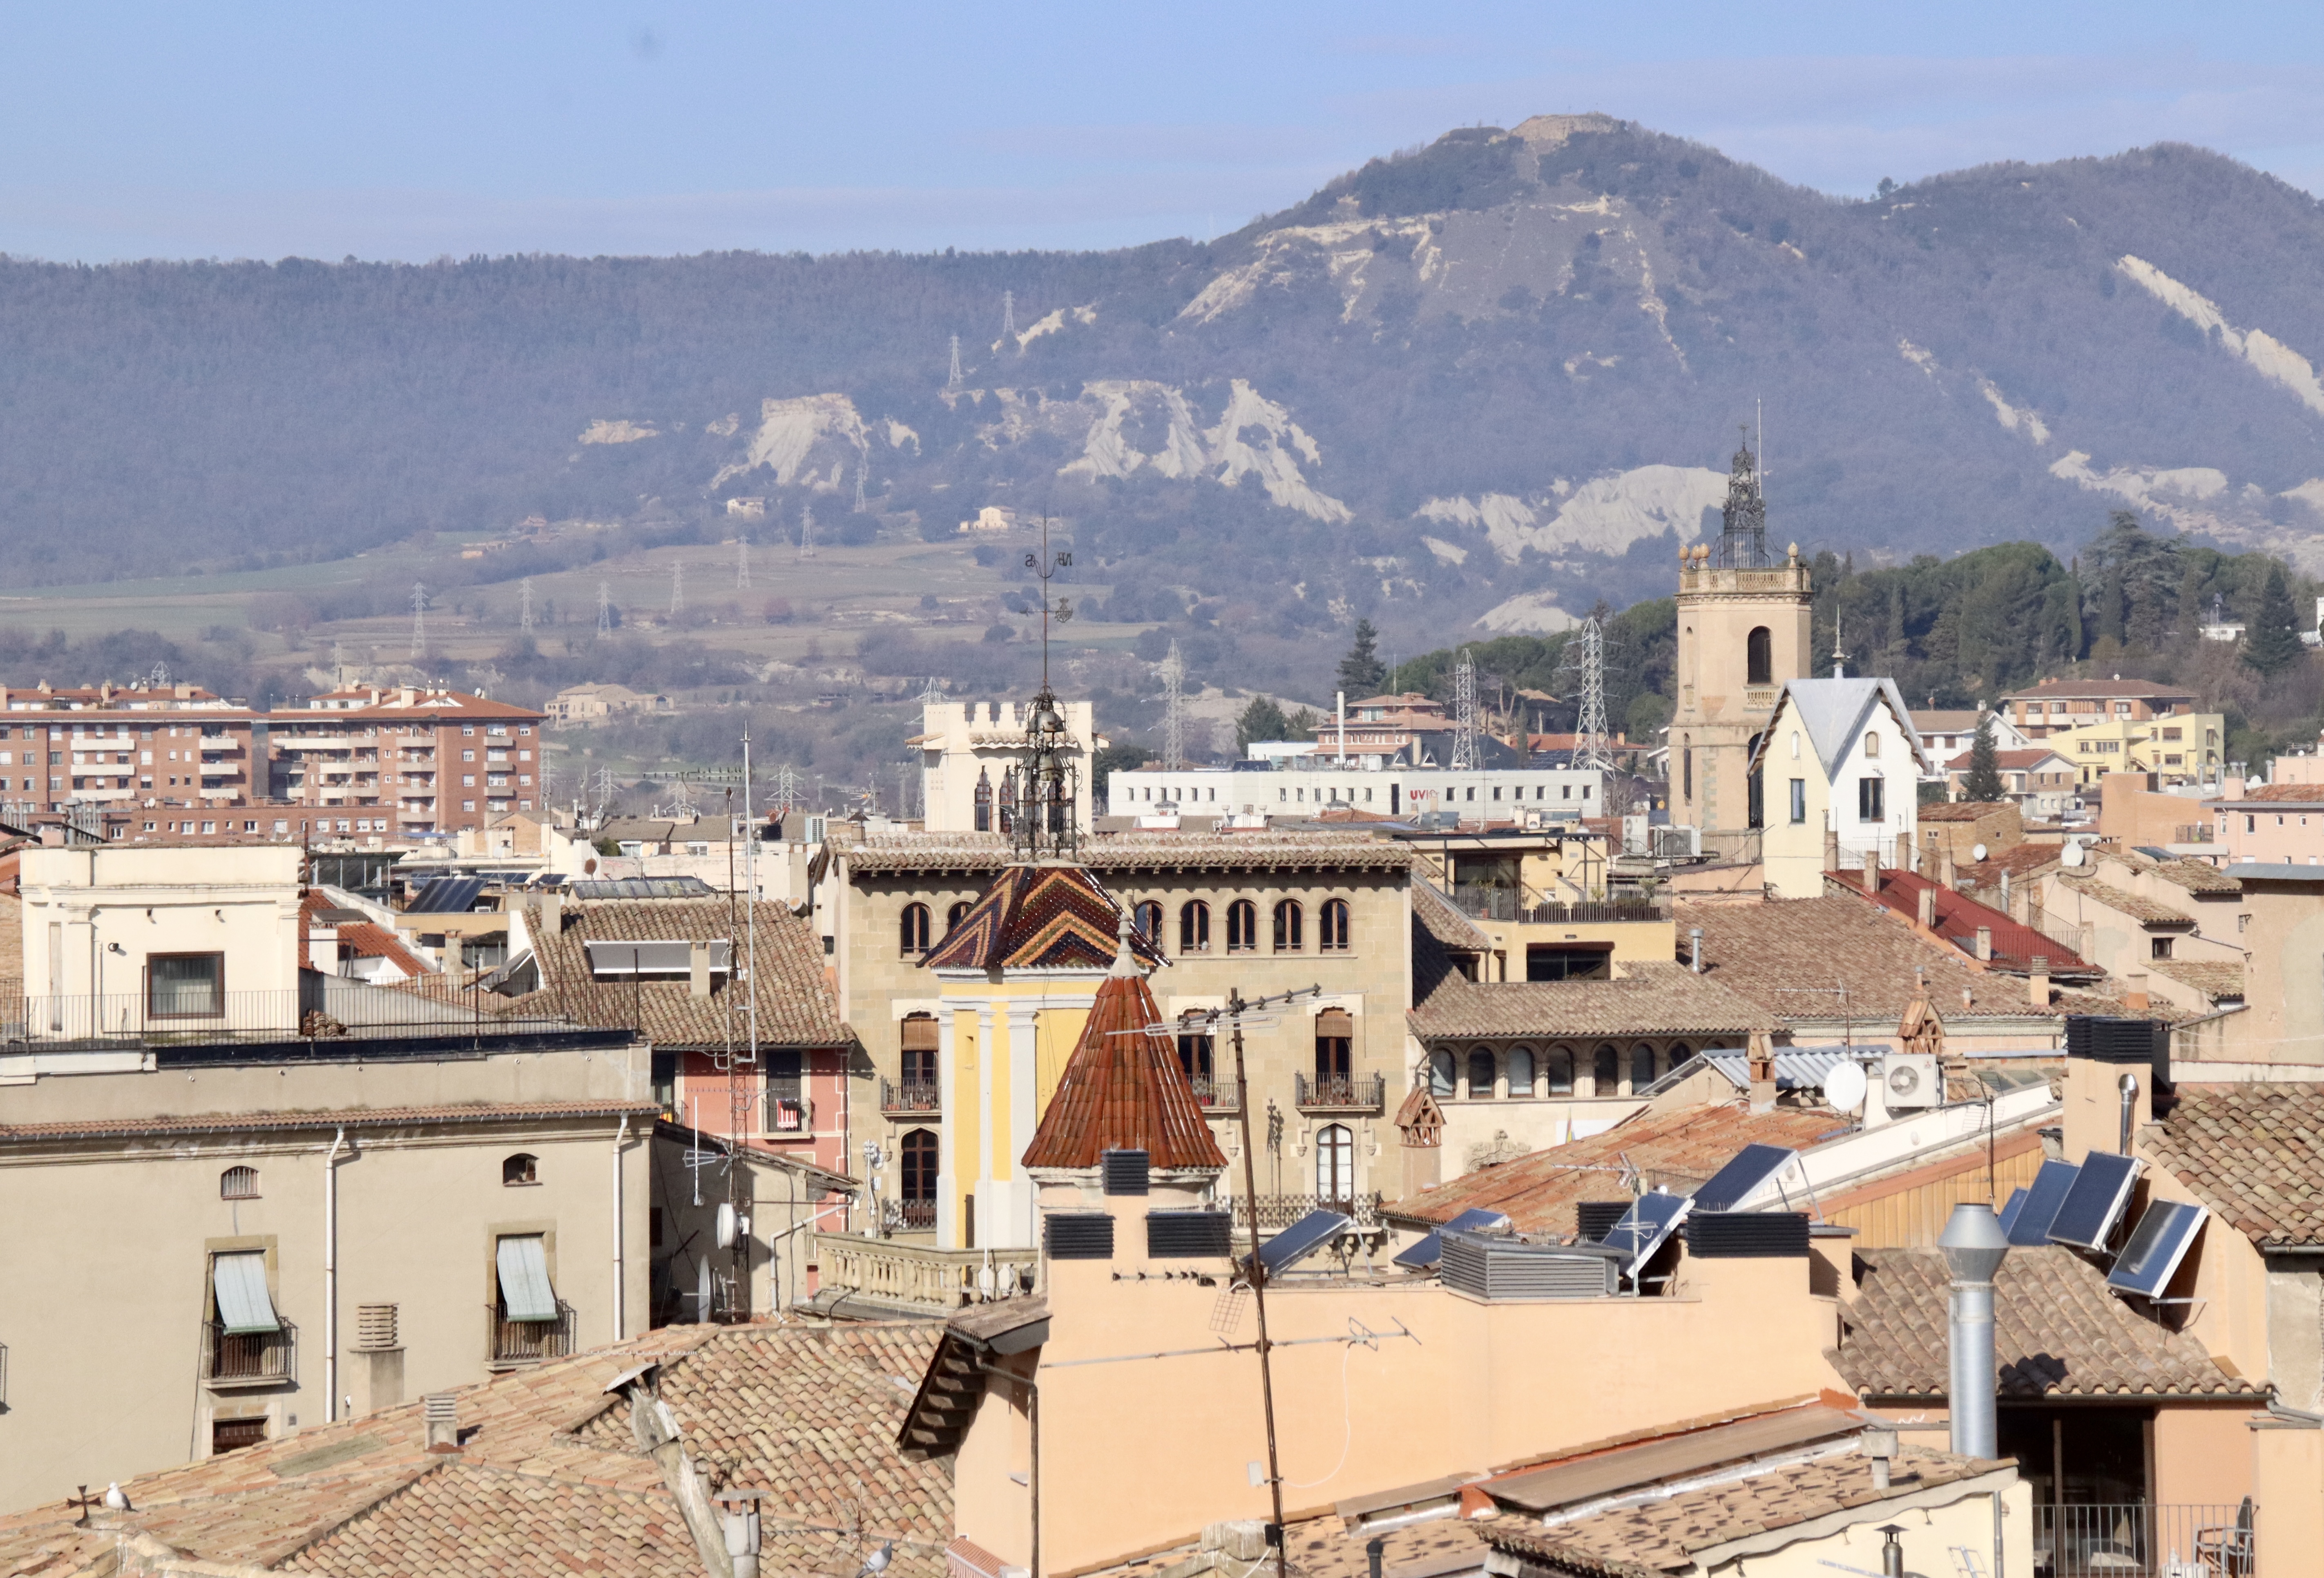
212,1252,280,1334
584,940,732,976
496,1234,559,1322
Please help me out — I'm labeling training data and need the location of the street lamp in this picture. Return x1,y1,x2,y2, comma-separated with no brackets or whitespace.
1938,1202,2011,1458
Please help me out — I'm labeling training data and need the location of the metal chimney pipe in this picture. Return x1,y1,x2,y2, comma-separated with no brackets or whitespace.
1938,1203,2010,1460
1689,928,1703,973
2119,1072,2139,1154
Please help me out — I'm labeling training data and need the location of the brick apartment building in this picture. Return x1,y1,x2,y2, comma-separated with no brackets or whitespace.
269,685,547,836
0,681,261,811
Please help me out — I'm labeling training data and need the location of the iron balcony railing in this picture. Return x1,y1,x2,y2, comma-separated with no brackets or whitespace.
764,1093,813,1134
489,1299,576,1366
890,1199,937,1231
0,976,587,1052
203,1318,297,1386
1442,884,1669,925
2035,1502,2251,1577
1226,1192,1386,1231
1294,1073,1386,1111
1185,1077,1237,1110
880,1078,940,1115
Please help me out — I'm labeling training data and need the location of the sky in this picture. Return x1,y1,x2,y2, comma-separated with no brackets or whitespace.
4,2,2324,263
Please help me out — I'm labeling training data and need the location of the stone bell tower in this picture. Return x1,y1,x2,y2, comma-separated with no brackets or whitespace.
1670,438,1813,856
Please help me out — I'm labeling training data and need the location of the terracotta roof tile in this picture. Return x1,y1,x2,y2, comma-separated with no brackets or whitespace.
1384,1103,1846,1234
1020,960,1226,1172
509,899,848,1049
922,864,1158,973
2142,958,2245,1000
1955,843,2063,887
1409,963,1776,1041
2053,877,2192,925
1831,1246,2255,1398
1841,869,2093,973
2143,1086,2324,1247
0,1100,655,1144
2000,679,2195,701
1411,880,1491,953
2231,783,2324,803
842,833,1413,875
1918,801,2017,823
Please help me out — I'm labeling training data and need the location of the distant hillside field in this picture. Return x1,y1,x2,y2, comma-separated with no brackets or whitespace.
10,113,2324,703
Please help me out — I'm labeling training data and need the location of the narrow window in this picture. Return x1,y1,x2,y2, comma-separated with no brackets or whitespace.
767,1049,806,1130
900,902,931,955
1864,731,1881,757
1226,899,1258,952
1177,1020,1215,1100
900,1014,939,1097
899,1130,938,1228
1505,1047,1534,1097
1682,743,1693,802
945,900,971,935
502,1152,538,1186
1631,1043,1657,1091
1789,779,1806,824
1466,1047,1496,1098
220,1165,259,1200
1133,900,1163,944
1179,900,1211,953
1591,1044,1619,1094
1315,1009,1354,1094
973,770,992,833
1858,777,1885,822
1319,898,1351,951
1429,1049,1456,1097
1746,625,1772,685
1272,899,1303,951
1315,1124,1354,1210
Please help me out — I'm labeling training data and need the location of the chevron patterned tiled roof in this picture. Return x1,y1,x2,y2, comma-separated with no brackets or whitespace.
921,862,1161,972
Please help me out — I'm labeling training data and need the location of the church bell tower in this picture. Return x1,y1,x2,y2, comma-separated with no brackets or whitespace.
1670,438,1813,856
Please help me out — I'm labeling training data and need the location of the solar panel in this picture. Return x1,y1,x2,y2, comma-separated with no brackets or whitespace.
2007,1159,2082,1245
2048,1152,2142,1251
1600,1193,1690,1275
1257,1209,1353,1276
1391,1209,1508,1270
406,875,487,914
1996,1187,2029,1239
1691,1144,1797,1213
2107,1201,2208,1299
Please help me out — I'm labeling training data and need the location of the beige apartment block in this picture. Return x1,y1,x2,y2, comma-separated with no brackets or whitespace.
913,699,1098,834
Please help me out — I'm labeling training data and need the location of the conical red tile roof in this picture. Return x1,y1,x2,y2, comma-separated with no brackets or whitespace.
1020,957,1226,1173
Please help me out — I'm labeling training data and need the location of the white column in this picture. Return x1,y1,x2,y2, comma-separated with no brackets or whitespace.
935,1007,959,1248
1005,1006,1041,1248
976,1005,998,1246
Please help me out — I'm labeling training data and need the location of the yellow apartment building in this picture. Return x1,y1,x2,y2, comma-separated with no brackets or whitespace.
2049,712,2225,787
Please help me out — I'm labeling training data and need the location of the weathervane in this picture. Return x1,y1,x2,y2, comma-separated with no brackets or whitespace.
1009,514,1081,862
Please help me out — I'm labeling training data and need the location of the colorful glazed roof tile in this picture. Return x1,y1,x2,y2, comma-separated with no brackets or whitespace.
1021,931,1225,1172
921,863,1161,973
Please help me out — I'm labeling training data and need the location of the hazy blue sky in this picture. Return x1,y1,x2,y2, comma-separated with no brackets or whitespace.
4,3,2322,261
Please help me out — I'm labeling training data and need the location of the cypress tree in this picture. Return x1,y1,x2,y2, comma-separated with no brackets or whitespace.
1963,709,2006,802
1337,619,1388,697
2243,565,2306,676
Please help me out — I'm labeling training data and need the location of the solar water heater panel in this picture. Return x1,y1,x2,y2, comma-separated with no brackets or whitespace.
2049,1152,2142,1251
2106,1201,2208,1298
1601,1192,1690,1276
1391,1208,1510,1270
1257,1209,1353,1276
1691,1144,1797,1213
2006,1159,2081,1246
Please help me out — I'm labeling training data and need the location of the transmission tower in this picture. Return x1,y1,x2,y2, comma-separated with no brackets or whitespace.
947,335,962,388
853,452,868,513
1451,648,1480,770
771,764,801,818
670,560,685,616
518,577,535,631
409,582,429,660
797,504,816,561
596,765,615,815
736,536,751,590
1003,289,1016,339
1158,639,1186,770
538,750,556,803
596,581,613,636
1563,617,1617,773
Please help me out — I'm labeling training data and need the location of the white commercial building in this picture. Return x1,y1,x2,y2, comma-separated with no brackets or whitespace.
1105,760,1607,824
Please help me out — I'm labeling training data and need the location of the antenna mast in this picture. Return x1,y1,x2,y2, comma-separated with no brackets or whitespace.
1159,639,1186,772
409,582,428,660
1451,649,1480,770
853,452,868,513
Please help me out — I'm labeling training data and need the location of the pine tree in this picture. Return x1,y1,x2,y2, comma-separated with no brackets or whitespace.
1963,709,2005,802
1337,619,1387,698
2242,565,2306,676
1235,696,1292,752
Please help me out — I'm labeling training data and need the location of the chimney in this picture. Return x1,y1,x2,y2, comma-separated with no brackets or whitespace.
1689,927,1703,973
1916,886,1936,931
1974,926,1993,962
424,1392,460,1452
714,1490,765,1578
2124,972,2150,1014
1825,825,1841,873
1864,846,1881,889
1746,1031,1777,1114
689,940,713,1000
539,890,563,938
2029,956,2051,1009
1861,1426,1898,1492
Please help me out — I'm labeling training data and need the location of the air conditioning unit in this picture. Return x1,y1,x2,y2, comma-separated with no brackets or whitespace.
1879,1054,1941,1111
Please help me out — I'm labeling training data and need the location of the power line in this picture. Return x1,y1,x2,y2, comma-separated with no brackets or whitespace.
518,577,535,631
409,582,429,661
596,581,613,637
736,536,751,590
798,504,816,561
1451,649,1480,770
1565,618,1616,773
1159,638,1186,771
853,450,868,513
947,334,962,388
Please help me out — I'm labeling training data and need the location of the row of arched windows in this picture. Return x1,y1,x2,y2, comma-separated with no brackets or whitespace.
1427,1042,1692,1100
902,897,1355,958
900,900,976,955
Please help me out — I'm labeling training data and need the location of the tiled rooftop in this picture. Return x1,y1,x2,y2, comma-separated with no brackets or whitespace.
1020,954,1227,1172
2053,876,2191,925
0,1322,950,1578
1408,962,1776,1041
1839,868,2094,974
1918,801,2017,823
0,1099,658,1145
2000,678,2194,700
921,862,1159,973
1384,1103,1846,1233
2143,1086,2324,1248
1831,1246,2256,1399
2143,957,2246,1001
2228,783,2324,804
841,833,1414,874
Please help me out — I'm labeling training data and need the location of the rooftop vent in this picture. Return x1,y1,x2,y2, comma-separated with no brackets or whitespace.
1683,1211,1811,1259
1101,1149,1151,1196
1044,1211,1115,1261
1440,1230,1621,1301
1146,1209,1232,1259
423,1392,459,1452
1574,1201,1630,1243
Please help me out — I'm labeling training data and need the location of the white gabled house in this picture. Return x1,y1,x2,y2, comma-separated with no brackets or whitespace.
1751,673,1933,898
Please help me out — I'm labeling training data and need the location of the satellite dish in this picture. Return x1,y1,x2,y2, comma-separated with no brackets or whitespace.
1970,842,1989,864
715,1201,739,1250
2061,841,2086,868
1822,1060,1868,1113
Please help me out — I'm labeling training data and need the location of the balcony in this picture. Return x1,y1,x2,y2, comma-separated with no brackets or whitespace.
1187,1077,1237,1111
880,1078,940,1115
1442,884,1670,925
1294,1072,1386,1112
489,1299,576,1367
1226,1192,1386,1232
812,1232,1038,1314
765,1092,813,1134
203,1318,296,1388
2036,1502,2251,1577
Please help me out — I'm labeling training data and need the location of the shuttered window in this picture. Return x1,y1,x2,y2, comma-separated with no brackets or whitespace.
495,1234,558,1323
212,1252,280,1334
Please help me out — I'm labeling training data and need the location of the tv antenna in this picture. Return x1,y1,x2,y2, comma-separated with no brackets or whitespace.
1009,513,1081,860
518,577,535,631
409,582,429,660
947,335,963,388
1159,638,1187,771
596,581,613,637
1451,649,1480,770
736,536,751,590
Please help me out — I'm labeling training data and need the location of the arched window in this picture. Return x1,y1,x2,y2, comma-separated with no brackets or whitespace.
502,1153,538,1187
220,1165,259,1200
973,769,993,833
900,1013,939,1094
1591,1045,1619,1095
1319,898,1351,951
1467,1048,1496,1099
1313,1009,1354,1101
1631,1043,1658,1092
1133,900,1163,944
1546,1047,1575,1094
1668,1042,1692,1070
900,1129,938,1229
1429,1049,1456,1097
1746,625,1772,685
1505,1047,1534,1098
1179,900,1211,953
1315,1123,1354,1211
945,900,971,935
1177,1018,1215,1101
1865,731,1882,757
1273,900,1304,952
900,902,931,955
1226,900,1258,952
